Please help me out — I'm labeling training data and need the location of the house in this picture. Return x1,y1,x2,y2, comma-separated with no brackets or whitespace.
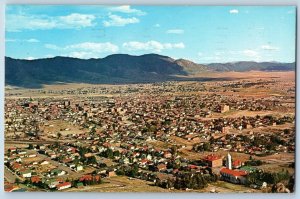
62,158,73,164
163,151,172,159
84,153,93,158
76,165,83,171
50,169,66,176
28,154,37,158
156,163,167,172
40,160,49,165
48,153,57,159
11,162,22,171
37,144,46,150
31,176,41,183
76,182,84,188
80,175,93,181
20,169,32,178
139,159,149,166
5,184,19,192
107,171,116,177
45,179,61,189
17,150,27,155
155,173,176,188
66,147,76,153
221,104,230,113
8,147,17,152
56,182,72,190
220,168,247,184
67,162,76,169
232,160,244,169
79,174,101,182
122,157,130,164
203,154,223,168
146,154,152,160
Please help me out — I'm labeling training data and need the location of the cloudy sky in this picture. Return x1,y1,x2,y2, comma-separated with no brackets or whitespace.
5,5,296,63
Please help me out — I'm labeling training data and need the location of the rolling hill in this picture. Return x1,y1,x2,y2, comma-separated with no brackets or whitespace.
5,54,295,88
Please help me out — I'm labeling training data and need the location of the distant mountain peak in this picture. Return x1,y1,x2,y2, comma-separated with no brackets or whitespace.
208,61,295,72
5,54,295,88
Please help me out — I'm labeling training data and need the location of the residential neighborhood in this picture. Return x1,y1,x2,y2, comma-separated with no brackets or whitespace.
4,76,295,193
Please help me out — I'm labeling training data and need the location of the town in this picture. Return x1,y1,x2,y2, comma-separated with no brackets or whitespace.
4,72,295,193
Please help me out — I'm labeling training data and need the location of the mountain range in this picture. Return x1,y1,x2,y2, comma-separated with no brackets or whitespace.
5,54,295,88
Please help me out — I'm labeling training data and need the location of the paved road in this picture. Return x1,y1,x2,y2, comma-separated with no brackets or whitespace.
33,152,77,176
6,139,94,146
6,139,74,144
6,140,61,145
35,151,97,180
4,166,23,183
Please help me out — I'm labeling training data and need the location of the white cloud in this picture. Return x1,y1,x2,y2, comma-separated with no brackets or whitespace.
154,24,160,28
261,45,279,51
26,38,40,43
45,54,55,58
229,9,239,14
198,52,203,56
200,56,221,61
25,57,36,60
6,13,97,32
5,39,17,42
166,29,184,34
242,49,262,61
108,6,146,16
214,51,225,56
228,50,240,55
45,44,60,50
59,13,96,28
45,42,119,59
122,40,185,52
65,42,119,53
243,49,258,57
103,15,139,27
6,14,56,31
67,51,95,59
6,38,40,43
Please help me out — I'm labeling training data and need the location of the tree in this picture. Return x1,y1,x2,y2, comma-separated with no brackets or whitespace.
87,156,97,165
28,144,34,150
209,137,215,144
15,178,20,185
90,126,96,135
106,149,114,159
113,150,120,157
203,142,211,151
170,146,178,156
284,129,291,134
116,168,125,176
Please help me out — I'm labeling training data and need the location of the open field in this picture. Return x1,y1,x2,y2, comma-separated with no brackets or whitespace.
187,71,295,81
42,120,85,136
64,176,172,192
5,71,295,98
64,176,259,193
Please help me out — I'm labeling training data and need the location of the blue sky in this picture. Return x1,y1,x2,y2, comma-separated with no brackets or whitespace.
5,5,296,63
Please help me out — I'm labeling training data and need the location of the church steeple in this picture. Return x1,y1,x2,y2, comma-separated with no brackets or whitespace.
226,153,232,170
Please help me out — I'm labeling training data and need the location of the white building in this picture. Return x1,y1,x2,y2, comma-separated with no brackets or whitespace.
76,165,83,171
226,153,232,170
21,171,32,178
56,182,72,190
